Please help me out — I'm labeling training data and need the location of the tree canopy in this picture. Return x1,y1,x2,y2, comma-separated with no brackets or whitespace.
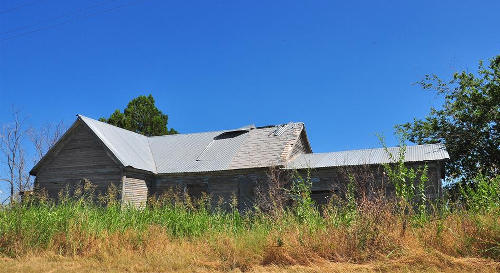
99,95,178,136
397,56,500,182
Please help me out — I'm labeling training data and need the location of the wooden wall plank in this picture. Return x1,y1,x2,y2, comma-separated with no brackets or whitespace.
36,123,122,199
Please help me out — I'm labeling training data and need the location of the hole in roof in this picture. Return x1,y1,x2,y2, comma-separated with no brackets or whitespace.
214,130,247,140
256,125,275,129
238,124,256,130
272,123,292,136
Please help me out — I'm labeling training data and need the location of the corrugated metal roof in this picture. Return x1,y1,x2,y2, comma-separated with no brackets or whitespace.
286,144,449,169
77,115,303,174
79,115,157,172
149,129,250,173
73,116,449,174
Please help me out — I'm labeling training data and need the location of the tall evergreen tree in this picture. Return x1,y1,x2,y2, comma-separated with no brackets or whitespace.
100,95,177,136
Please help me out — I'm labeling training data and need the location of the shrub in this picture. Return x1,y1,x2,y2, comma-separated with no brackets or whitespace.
459,174,500,213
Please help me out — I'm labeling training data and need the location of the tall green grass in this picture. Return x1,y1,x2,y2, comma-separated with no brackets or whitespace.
0,165,498,267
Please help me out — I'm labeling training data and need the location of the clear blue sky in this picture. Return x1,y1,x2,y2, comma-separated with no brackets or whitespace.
0,0,499,198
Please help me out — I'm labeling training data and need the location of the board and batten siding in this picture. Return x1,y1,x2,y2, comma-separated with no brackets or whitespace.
35,122,122,199
122,170,150,208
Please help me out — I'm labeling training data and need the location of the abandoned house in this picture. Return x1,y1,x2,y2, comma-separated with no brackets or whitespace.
30,115,449,209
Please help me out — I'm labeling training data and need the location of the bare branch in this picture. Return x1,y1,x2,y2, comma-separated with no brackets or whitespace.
29,120,66,162
0,107,32,203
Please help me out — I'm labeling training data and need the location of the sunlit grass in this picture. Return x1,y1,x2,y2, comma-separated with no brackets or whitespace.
0,174,498,272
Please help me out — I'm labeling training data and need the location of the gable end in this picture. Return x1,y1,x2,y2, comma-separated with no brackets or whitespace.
30,117,124,176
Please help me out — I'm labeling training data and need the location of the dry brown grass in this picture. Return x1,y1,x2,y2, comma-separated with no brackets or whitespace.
1,214,498,273
0,251,497,273
1,190,498,272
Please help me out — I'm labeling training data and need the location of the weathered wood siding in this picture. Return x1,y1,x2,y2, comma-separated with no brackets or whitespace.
152,169,267,211
150,161,444,210
35,122,122,199
122,170,150,208
303,161,443,204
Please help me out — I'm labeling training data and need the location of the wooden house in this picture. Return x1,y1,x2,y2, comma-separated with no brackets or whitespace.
30,115,449,208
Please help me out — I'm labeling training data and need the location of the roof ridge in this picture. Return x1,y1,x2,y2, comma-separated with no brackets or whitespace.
286,143,449,170
147,122,302,138
148,129,226,138
77,115,128,167
78,114,157,173
309,143,445,155
77,114,148,139
78,115,304,139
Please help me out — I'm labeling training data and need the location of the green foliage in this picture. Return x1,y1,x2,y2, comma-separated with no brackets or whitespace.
416,165,429,222
0,173,499,261
397,55,500,182
459,174,500,213
345,175,357,217
379,135,430,224
324,176,358,227
380,136,426,203
289,170,321,227
99,94,177,136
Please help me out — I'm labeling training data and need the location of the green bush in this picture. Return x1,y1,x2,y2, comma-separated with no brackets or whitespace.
459,174,500,213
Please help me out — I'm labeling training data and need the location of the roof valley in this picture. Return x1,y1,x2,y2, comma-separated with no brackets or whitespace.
146,137,159,174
